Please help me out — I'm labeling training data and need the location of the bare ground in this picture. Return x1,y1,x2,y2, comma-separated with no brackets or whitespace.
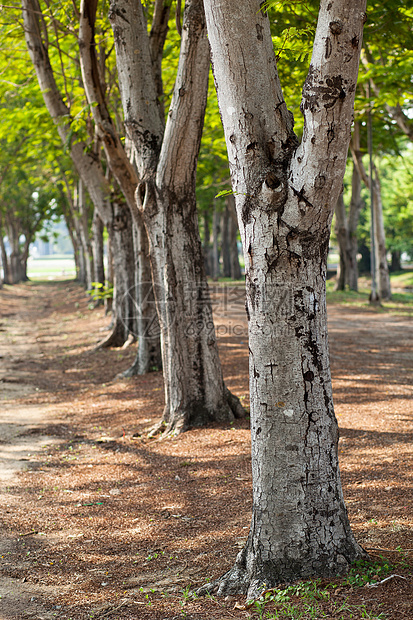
0,280,412,620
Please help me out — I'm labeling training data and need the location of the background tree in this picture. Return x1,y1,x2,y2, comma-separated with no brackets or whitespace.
110,0,244,434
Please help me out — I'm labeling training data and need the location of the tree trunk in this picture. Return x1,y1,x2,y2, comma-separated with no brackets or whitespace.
221,203,231,277
212,200,220,280
79,0,161,364
110,0,244,433
202,211,212,276
334,194,349,290
347,157,364,291
77,180,95,291
372,166,391,300
227,194,242,279
201,0,367,596
390,250,401,273
105,231,114,315
92,209,105,289
0,233,11,285
97,201,135,348
120,219,163,377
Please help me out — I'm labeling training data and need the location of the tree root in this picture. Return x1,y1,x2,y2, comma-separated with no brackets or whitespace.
93,320,128,350
225,386,246,419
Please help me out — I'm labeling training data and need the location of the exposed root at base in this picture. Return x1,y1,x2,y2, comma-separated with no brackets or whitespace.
93,322,129,350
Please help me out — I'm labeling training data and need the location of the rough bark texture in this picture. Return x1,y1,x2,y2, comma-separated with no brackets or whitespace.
110,0,244,433
202,0,367,596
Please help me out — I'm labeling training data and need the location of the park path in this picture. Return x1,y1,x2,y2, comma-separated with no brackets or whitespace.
0,285,65,619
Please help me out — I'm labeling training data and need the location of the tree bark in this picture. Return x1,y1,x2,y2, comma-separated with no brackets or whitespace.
110,0,244,433
201,0,367,596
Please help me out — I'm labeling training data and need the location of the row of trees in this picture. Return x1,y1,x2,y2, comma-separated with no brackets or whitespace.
0,0,412,596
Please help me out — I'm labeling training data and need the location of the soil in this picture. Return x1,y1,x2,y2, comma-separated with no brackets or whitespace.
0,280,412,620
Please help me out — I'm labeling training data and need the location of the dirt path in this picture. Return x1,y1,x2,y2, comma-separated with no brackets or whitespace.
0,281,412,620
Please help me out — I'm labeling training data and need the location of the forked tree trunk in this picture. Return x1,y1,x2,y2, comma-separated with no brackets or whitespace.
110,0,244,433
79,0,161,366
202,0,367,596
23,0,136,347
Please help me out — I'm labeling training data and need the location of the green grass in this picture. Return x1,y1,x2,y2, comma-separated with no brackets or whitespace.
325,279,413,314
27,256,76,279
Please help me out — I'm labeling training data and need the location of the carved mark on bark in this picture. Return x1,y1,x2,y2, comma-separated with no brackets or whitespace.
329,20,343,35
325,37,332,59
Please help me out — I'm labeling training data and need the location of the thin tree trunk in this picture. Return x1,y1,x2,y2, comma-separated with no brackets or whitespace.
227,194,242,279
201,0,367,596
212,200,220,280
390,250,401,273
0,233,11,285
347,157,364,291
372,166,391,300
92,208,105,300
221,203,231,277
334,193,349,290
96,200,135,348
202,211,212,276
77,180,94,291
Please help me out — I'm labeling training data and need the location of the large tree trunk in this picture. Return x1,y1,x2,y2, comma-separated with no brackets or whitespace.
110,0,244,433
201,0,367,596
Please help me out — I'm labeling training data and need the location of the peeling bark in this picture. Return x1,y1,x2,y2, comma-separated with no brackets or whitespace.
201,0,368,595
